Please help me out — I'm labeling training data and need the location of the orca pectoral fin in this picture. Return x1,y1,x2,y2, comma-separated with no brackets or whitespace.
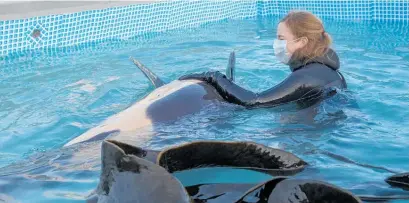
129,56,165,88
156,140,308,176
226,51,236,81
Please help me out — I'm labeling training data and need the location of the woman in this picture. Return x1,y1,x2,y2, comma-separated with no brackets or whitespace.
179,11,347,109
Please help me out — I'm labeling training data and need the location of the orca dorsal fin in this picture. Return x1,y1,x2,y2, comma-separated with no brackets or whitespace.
226,51,235,81
130,56,165,88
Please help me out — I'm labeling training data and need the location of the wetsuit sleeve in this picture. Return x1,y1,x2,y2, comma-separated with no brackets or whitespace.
179,71,310,108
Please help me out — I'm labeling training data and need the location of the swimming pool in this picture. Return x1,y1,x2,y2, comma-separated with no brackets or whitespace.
1,1,409,203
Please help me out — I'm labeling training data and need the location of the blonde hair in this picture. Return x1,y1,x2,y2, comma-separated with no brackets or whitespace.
280,10,332,64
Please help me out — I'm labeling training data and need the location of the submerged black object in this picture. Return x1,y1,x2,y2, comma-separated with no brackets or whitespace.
235,177,362,203
95,140,409,203
104,140,308,176
179,48,347,108
157,140,307,176
386,172,409,191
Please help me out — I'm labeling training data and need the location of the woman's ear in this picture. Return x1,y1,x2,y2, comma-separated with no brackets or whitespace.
299,37,309,48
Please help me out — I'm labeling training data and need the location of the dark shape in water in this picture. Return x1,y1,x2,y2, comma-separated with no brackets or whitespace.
91,140,409,203
385,172,409,191
184,182,409,203
91,139,308,202
358,194,409,202
235,177,362,203
157,140,308,176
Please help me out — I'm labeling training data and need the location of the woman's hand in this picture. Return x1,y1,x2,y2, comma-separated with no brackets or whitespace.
180,70,257,106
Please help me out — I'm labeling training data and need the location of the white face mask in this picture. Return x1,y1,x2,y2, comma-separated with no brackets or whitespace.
273,39,291,64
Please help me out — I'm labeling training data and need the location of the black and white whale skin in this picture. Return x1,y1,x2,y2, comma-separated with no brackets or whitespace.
64,52,236,147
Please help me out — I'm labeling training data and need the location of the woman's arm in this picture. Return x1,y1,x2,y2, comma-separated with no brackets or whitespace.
179,71,257,106
179,71,313,108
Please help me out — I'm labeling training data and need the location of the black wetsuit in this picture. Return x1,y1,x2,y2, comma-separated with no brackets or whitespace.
179,48,347,109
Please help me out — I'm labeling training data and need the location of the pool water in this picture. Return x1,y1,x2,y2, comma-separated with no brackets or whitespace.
0,17,408,202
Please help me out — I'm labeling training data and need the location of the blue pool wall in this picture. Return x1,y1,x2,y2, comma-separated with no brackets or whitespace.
0,0,408,58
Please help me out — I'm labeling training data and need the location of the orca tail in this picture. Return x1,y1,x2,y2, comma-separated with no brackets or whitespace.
130,56,166,88
226,51,235,81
